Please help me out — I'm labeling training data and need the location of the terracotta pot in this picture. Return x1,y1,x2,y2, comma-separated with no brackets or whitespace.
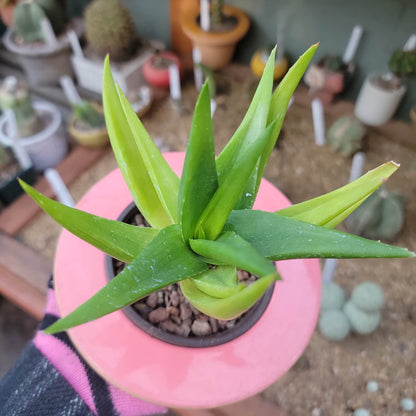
142,51,182,89
54,152,321,409
68,102,108,148
181,5,250,70
0,3,15,27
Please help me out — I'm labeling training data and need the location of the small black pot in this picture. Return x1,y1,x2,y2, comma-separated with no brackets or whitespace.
106,202,275,348
0,165,37,205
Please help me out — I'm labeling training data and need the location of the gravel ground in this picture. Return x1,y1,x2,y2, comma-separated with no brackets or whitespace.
14,67,416,415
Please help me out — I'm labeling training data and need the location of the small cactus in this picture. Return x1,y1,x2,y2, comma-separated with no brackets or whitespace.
321,55,345,72
85,0,137,62
12,0,67,43
72,101,105,129
321,282,346,312
389,49,416,78
351,282,384,312
0,76,40,138
343,300,381,335
327,116,366,157
345,188,405,242
319,309,351,341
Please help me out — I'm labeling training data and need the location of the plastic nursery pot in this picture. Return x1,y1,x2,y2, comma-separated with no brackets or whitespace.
0,101,68,171
250,50,289,81
105,201,275,348
68,103,108,148
3,28,77,85
354,73,406,126
0,164,36,205
142,51,182,89
54,152,321,409
181,5,250,70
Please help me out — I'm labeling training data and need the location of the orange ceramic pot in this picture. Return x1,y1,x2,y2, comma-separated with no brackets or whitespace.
181,5,250,70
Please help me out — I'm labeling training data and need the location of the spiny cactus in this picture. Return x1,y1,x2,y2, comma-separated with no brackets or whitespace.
321,55,345,72
72,101,105,129
85,0,137,62
345,188,405,241
12,0,67,43
0,76,41,138
211,0,224,26
389,49,416,78
327,116,366,157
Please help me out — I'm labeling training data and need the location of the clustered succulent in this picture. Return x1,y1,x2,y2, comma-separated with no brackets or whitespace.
84,0,137,61
389,48,416,79
19,44,414,335
319,281,385,340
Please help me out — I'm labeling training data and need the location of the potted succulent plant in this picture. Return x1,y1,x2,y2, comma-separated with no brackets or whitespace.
71,0,153,94
304,54,355,103
19,45,414,409
355,48,416,126
142,50,182,89
181,0,250,70
0,76,67,171
3,0,80,85
68,100,108,148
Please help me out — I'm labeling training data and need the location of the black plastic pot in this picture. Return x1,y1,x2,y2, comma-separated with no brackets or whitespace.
106,202,275,348
0,165,37,205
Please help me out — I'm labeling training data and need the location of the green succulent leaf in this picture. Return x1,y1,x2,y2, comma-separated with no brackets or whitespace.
277,161,399,228
255,43,319,194
196,120,277,240
19,180,157,263
225,210,414,260
215,47,276,209
103,56,179,229
190,266,244,298
180,272,277,320
190,231,276,277
178,82,218,241
44,225,208,334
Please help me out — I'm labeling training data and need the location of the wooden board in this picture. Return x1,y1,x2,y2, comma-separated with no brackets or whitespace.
0,232,52,320
0,144,108,236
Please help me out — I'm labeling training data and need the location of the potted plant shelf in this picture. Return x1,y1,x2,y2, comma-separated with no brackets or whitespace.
20,45,414,409
71,0,154,94
181,1,250,70
3,0,81,85
355,48,416,126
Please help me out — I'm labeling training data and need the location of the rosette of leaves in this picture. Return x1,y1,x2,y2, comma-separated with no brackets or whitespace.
18,44,414,334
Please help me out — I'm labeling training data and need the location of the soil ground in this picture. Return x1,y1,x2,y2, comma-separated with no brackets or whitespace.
5,67,416,415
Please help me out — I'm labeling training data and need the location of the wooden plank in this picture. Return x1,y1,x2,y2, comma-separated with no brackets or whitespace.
293,84,416,150
0,145,108,236
0,232,52,320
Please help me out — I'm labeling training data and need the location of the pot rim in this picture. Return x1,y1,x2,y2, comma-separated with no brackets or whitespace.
53,152,321,408
367,72,407,94
0,101,61,146
105,201,275,348
181,5,250,46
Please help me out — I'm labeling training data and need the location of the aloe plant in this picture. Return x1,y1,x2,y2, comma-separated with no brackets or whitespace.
19,44,414,334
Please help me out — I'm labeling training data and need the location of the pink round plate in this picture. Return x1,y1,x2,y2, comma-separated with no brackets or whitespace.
54,152,321,409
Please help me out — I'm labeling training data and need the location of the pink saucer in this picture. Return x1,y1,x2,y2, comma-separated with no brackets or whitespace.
54,152,321,409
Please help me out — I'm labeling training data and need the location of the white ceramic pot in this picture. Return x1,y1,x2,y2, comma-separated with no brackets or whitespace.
354,73,406,126
71,48,153,94
0,101,68,171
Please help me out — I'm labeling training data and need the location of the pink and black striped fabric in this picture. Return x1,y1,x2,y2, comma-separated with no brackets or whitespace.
0,278,168,416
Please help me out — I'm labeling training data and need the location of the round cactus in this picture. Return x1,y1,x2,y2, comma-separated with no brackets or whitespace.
321,282,346,312
12,0,67,43
319,309,351,341
327,116,366,157
345,188,405,242
85,0,137,62
343,301,381,335
351,282,384,312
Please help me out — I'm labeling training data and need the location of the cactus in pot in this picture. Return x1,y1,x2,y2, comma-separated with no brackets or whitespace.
72,101,105,130
0,76,41,138
17,44,414,335
84,0,138,62
12,0,68,43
